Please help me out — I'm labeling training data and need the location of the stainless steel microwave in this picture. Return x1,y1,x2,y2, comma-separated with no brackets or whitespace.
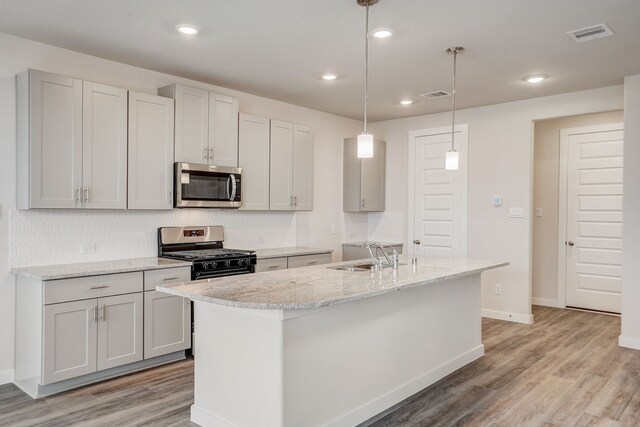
174,163,242,208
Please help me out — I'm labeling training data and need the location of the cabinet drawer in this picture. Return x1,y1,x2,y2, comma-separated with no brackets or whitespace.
44,272,143,305
256,257,288,273
144,267,192,291
287,253,332,269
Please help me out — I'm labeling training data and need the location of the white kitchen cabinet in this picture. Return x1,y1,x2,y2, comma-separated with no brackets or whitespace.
144,291,191,359
43,299,97,385
343,137,386,212
239,113,270,210
17,70,128,210
128,91,175,210
287,253,331,269
97,293,144,371
255,257,288,272
82,82,128,209
270,120,314,211
159,84,238,167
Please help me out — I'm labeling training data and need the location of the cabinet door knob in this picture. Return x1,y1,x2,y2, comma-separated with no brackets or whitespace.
413,239,421,245
567,241,575,246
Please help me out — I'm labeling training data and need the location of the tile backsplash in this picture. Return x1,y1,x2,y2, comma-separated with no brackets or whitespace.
9,209,296,268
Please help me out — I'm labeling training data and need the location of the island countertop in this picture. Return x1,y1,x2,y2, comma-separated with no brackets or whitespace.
157,256,507,310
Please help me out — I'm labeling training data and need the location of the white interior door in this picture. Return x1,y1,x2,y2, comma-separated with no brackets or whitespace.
562,124,624,313
409,125,468,258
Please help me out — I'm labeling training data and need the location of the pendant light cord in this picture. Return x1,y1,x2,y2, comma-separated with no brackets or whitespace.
364,2,369,133
450,49,457,150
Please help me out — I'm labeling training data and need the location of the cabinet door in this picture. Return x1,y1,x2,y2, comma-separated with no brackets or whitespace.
292,124,314,211
144,291,191,359
173,85,209,164
97,293,143,371
361,139,386,212
269,120,294,210
209,93,239,167
43,299,97,385
128,92,175,209
82,82,128,209
238,113,270,210
255,257,288,272
28,70,83,209
342,137,362,212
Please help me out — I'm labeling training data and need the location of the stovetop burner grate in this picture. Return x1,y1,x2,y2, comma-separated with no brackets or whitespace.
164,248,255,260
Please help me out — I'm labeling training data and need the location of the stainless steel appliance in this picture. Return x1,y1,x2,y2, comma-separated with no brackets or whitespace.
158,226,256,279
174,162,242,208
158,226,256,357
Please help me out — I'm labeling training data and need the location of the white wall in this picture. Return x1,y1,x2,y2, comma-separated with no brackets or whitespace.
532,111,623,306
620,75,640,350
0,32,367,380
370,86,624,323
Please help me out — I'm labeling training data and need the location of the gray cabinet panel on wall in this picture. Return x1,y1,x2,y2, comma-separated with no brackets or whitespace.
239,113,271,211
343,137,385,212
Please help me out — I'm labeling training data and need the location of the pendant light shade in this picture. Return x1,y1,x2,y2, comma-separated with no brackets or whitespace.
445,46,464,171
356,0,378,158
357,133,374,158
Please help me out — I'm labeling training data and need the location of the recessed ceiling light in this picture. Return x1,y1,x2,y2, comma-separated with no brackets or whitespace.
176,25,199,36
321,73,338,81
371,28,393,39
524,75,548,84
400,99,413,105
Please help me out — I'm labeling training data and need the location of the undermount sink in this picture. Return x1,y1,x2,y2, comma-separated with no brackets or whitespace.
329,262,405,272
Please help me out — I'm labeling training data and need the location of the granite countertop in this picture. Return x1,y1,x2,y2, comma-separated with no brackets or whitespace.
253,246,333,260
11,257,192,281
342,241,403,247
157,256,508,310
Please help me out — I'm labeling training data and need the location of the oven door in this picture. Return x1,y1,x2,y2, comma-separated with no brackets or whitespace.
175,163,242,208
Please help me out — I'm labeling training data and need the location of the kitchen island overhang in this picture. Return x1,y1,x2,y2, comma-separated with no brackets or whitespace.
158,257,507,427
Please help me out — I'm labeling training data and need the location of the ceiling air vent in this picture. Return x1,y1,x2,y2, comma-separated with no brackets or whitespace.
567,23,613,43
420,90,450,99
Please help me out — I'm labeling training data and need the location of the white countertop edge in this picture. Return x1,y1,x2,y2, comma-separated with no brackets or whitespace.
157,261,508,310
10,258,193,281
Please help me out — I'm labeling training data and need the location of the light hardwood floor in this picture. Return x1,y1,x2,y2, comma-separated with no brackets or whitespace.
1,306,639,426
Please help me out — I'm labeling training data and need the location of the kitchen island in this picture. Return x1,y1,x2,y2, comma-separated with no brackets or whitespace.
158,256,507,427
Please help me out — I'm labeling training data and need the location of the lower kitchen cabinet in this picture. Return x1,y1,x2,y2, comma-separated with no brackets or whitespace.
43,292,143,385
144,291,191,359
255,252,332,272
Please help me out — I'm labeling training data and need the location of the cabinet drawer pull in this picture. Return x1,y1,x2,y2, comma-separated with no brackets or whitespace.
93,306,98,323
162,277,179,281
100,306,106,321
90,285,110,290
307,261,318,265
268,265,279,270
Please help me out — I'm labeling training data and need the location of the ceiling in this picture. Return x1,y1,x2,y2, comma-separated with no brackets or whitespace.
0,0,638,121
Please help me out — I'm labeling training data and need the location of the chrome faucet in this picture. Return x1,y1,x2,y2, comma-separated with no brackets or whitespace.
362,242,399,270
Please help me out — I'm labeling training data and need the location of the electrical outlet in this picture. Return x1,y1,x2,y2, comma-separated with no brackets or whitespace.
331,224,337,235
256,236,265,244
80,244,96,254
536,207,543,217
495,284,503,295
508,207,524,218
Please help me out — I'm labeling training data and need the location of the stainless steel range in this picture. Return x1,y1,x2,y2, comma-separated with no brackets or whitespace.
158,226,256,280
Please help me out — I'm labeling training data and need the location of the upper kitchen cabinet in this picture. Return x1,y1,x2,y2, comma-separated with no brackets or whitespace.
238,113,270,211
17,70,127,210
128,91,175,210
158,84,238,167
343,137,385,212
269,120,314,211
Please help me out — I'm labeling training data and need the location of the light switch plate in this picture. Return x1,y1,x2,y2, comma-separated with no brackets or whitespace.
508,207,524,218
491,196,503,207
536,208,543,217
80,244,96,254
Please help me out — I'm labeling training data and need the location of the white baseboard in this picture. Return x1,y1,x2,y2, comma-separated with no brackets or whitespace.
482,309,533,324
191,404,235,427
0,369,14,385
532,298,562,308
618,335,640,350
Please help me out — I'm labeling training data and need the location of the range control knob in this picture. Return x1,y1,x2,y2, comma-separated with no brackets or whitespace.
224,260,231,268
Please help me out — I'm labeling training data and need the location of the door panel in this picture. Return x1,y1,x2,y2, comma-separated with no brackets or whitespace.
97,293,143,371
361,139,385,212
292,124,314,211
209,93,239,167
238,114,270,210
82,82,128,209
174,86,209,164
43,299,97,384
412,127,468,258
269,120,294,210
144,291,191,359
565,126,623,313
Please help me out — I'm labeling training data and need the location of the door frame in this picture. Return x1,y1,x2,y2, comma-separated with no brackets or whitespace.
407,124,468,257
557,122,624,309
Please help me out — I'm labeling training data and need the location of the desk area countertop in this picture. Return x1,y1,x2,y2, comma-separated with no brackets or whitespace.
157,256,507,310
10,257,192,280
253,246,333,260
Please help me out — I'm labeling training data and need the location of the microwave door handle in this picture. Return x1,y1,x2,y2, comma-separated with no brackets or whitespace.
229,174,237,201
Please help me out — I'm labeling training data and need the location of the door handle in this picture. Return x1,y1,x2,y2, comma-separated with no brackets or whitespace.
93,306,98,323
100,306,106,322
228,174,237,201
413,239,421,245
75,188,80,203
361,199,365,209
84,187,89,203
209,148,214,162
162,277,179,281
203,148,209,161
567,241,575,246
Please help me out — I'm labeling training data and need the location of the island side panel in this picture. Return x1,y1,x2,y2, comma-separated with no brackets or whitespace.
191,301,285,427
282,274,483,427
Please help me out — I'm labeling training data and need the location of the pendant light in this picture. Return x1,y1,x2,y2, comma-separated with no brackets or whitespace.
357,0,378,158
445,46,464,170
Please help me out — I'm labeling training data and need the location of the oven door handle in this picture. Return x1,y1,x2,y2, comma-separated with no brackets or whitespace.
228,174,237,201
